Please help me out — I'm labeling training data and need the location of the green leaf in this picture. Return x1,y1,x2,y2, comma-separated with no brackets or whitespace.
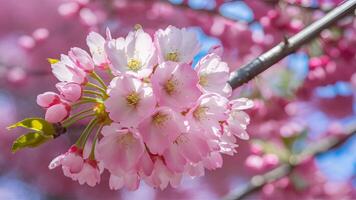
12,132,53,153
7,118,55,136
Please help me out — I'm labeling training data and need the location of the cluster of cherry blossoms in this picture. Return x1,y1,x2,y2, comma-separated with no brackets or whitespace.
23,25,253,190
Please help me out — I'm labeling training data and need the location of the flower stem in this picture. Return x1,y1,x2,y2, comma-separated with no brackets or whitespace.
90,71,107,89
75,118,98,148
81,96,103,103
71,100,97,109
83,90,104,97
62,113,96,128
86,82,107,94
89,123,104,160
61,108,93,126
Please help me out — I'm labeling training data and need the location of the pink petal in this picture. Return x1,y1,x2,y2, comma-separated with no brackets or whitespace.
56,82,82,102
45,103,70,123
138,107,183,154
69,47,95,72
36,92,60,108
163,144,186,173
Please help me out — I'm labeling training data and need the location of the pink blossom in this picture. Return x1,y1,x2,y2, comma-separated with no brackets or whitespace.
187,93,229,135
195,53,232,97
105,29,156,78
36,92,61,108
151,61,201,111
227,98,254,140
202,152,223,170
163,131,211,172
68,47,95,72
32,28,49,41
96,123,145,172
216,130,238,155
51,54,87,84
86,31,108,68
154,25,200,64
138,107,184,155
76,159,101,187
56,82,83,102
109,171,140,191
144,158,182,190
104,75,156,127
45,102,71,123
49,145,84,179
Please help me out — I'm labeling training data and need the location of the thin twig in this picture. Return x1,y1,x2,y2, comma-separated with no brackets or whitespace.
228,0,356,89
223,130,356,200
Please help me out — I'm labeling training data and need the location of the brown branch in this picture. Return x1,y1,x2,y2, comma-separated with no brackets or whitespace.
228,0,356,89
223,129,356,200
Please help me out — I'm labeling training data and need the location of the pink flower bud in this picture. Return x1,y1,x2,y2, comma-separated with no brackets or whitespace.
69,47,95,72
56,82,83,102
262,154,279,167
45,103,70,123
58,2,79,17
18,35,35,50
32,28,49,41
245,155,264,171
37,92,61,108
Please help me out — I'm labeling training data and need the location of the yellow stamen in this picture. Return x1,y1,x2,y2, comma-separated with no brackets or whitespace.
199,75,208,86
165,52,179,62
126,92,140,107
193,106,208,120
127,59,141,72
174,134,189,145
152,112,168,125
117,133,135,147
164,79,176,95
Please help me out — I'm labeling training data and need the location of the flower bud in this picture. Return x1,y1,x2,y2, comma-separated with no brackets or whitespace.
56,82,83,102
37,92,61,108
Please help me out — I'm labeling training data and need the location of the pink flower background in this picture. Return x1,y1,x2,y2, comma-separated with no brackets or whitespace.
0,0,355,199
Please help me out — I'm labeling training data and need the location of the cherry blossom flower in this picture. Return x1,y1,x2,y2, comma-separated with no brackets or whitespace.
13,25,254,191
109,171,140,191
187,93,229,135
163,130,211,172
36,92,61,108
138,107,184,155
51,54,87,84
76,159,101,187
155,25,200,64
56,82,83,102
105,29,156,78
37,91,71,123
96,123,145,172
151,61,201,111
195,53,232,97
45,102,71,123
104,75,156,127
227,98,254,140
68,47,95,72
86,31,108,68
144,158,182,190
49,145,84,180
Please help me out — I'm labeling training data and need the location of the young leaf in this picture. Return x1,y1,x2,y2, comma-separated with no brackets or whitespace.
12,132,53,153
47,58,59,64
7,118,55,136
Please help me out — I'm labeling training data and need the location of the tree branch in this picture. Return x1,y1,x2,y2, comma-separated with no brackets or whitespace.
223,129,356,200
228,0,356,89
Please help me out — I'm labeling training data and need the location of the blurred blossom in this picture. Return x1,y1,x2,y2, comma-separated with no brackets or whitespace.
0,0,355,199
